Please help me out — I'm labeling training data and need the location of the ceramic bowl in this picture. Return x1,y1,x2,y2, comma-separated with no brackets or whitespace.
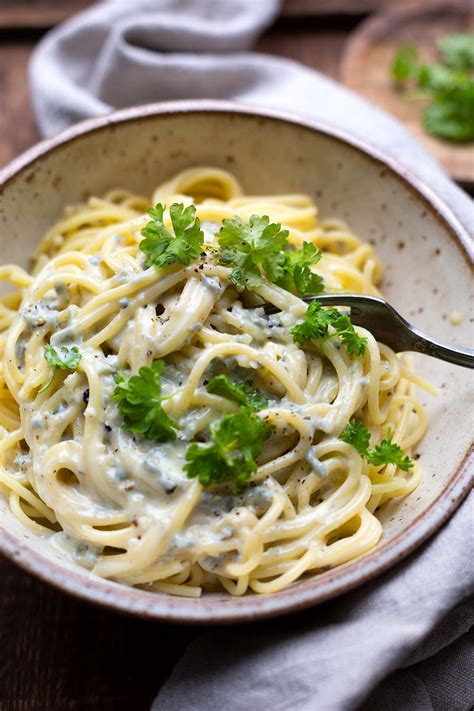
0,101,472,623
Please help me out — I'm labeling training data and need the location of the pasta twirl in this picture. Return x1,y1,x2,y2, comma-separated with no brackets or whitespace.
0,167,426,597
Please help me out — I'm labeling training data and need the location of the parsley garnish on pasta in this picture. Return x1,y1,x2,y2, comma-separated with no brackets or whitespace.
367,431,414,471
217,213,324,296
184,406,272,492
217,214,289,291
276,242,324,297
341,418,371,456
40,343,82,393
342,419,414,471
291,299,367,357
113,360,179,442
140,202,204,268
206,375,268,411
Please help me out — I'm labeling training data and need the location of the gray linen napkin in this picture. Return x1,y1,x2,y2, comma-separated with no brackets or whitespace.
29,2,474,709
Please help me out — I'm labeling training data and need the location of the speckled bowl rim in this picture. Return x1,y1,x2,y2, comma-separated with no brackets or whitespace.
0,100,472,624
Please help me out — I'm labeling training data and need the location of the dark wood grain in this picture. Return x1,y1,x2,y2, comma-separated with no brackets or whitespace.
257,22,350,80
283,0,416,15
0,0,414,29
0,43,40,166
0,2,94,29
0,556,199,710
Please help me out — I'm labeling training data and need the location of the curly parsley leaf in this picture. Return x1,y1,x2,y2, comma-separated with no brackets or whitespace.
184,406,272,492
342,419,413,471
291,300,367,357
438,34,474,71
367,429,414,471
329,311,368,357
276,242,324,297
113,360,179,442
342,418,370,456
139,202,204,269
291,299,334,345
206,374,268,411
44,343,82,370
217,214,289,291
40,343,82,393
216,214,325,296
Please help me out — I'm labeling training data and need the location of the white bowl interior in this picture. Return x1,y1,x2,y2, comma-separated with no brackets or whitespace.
0,107,472,618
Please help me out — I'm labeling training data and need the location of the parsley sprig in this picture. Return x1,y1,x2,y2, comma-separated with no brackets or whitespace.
342,418,413,471
342,418,370,455
40,343,82,393
113,360,179,442
140,204,325,296
392,34,474,143
111,363,270,489
276,242,324,297
206,374,268,411
217,214,324,297
184,406,272,492
139,203,204,269
438,34,474,71
217,214,288,291
291,299,367,357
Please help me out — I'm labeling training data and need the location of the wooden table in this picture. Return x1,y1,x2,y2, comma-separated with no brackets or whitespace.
0,2,463,708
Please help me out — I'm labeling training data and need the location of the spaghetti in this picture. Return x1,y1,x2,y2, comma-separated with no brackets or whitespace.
0,167,428,597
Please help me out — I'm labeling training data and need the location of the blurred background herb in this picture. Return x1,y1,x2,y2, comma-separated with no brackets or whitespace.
392,34,474,143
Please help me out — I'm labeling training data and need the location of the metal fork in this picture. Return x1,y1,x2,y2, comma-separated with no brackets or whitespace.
268,294,474,369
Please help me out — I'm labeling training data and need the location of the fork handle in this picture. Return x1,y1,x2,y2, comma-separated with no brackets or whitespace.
408,328,474,369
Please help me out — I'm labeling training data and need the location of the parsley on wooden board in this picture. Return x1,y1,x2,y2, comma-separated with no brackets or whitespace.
139,203,204,268
438,34,474,71
342,418,414,471
392,45,418,82
40,343,82,393
291,299,367,357
206,374,268,411
392,33,474,143
184,406,272,492
113,360,179,442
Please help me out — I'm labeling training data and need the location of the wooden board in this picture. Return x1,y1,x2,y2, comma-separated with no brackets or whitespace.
340,1,474,187
0,555,199,710
282,0,416,16
0,0,419,28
